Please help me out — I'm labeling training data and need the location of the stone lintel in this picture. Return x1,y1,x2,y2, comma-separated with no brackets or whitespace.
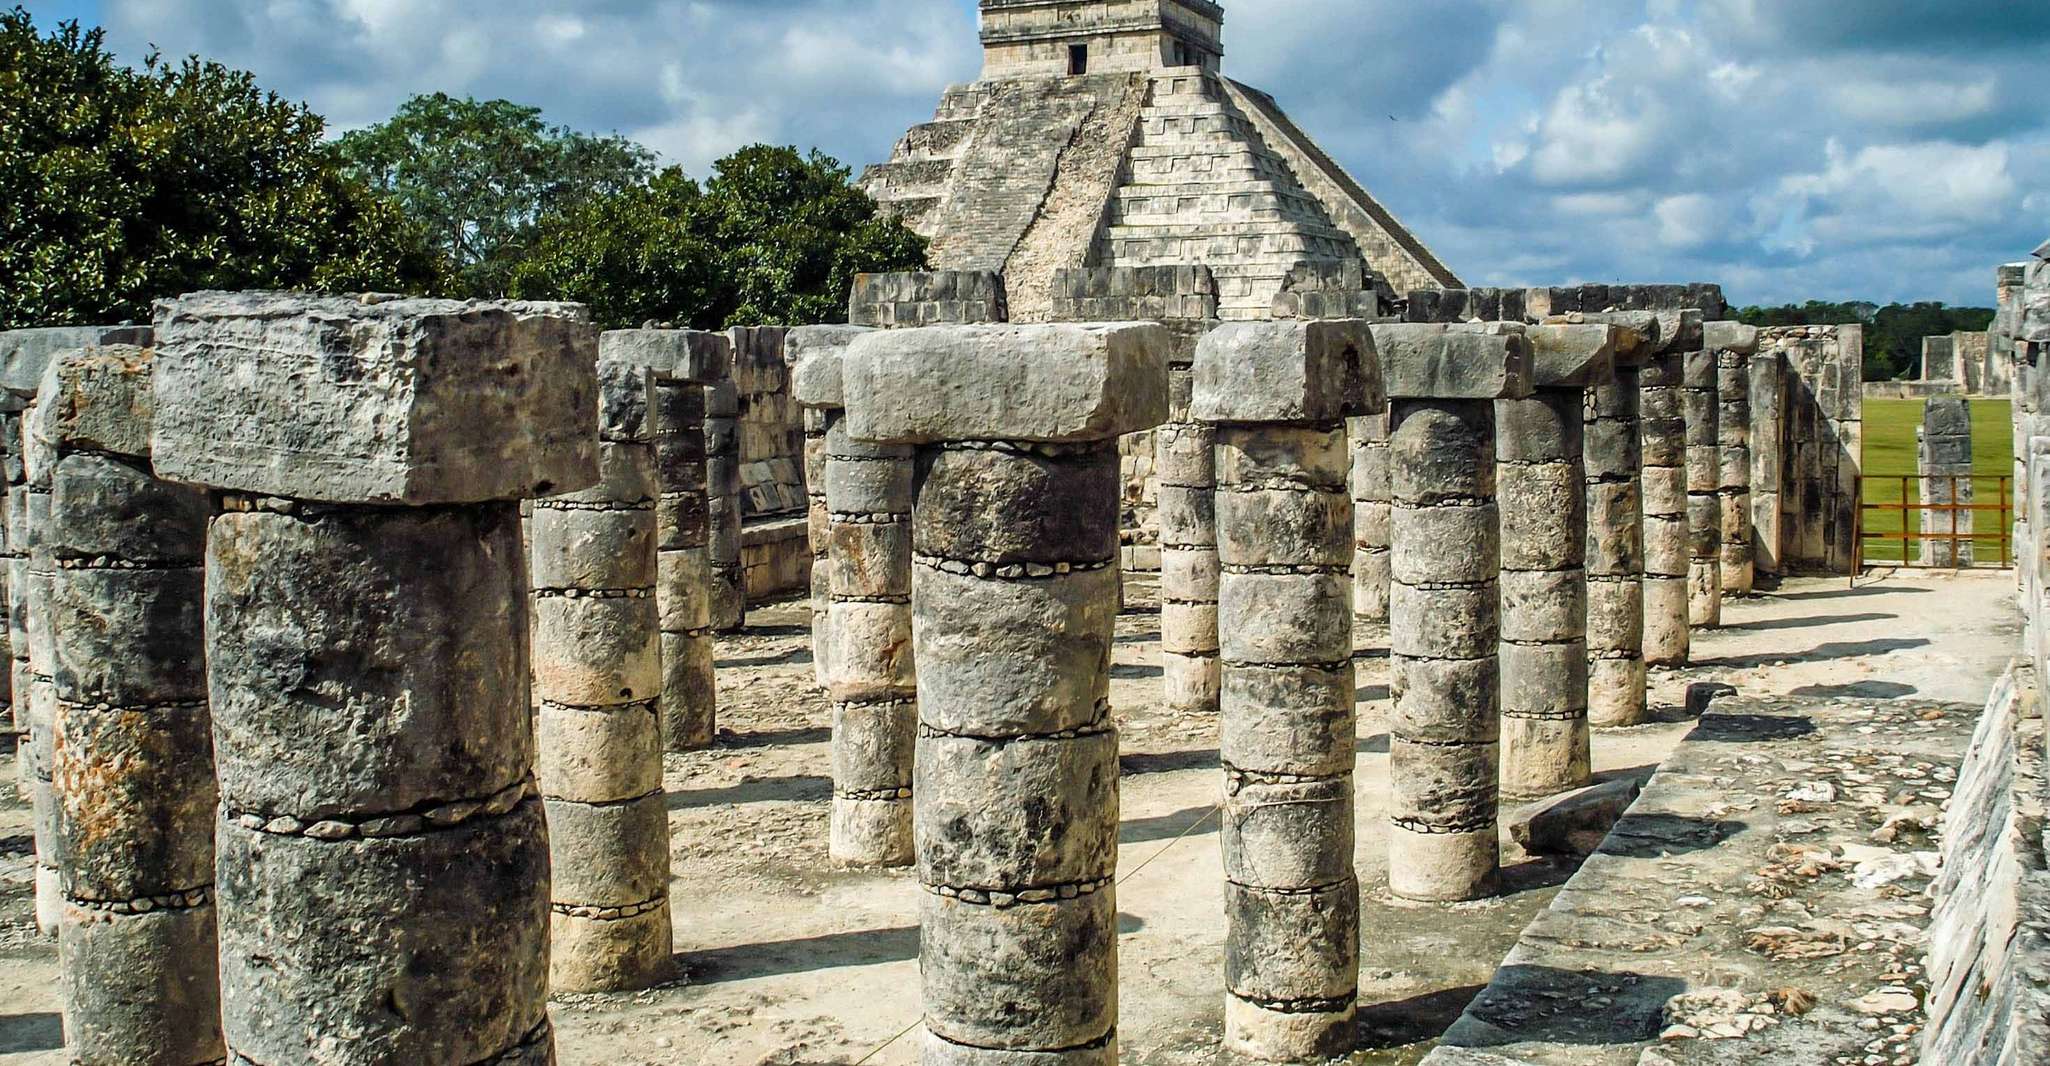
1189,319,1384,425
785,325,876,411
1367,323,1533,401
28,344,156,464
599,329,730,386
0,325,152,399
1524,324,1617,389
1703,321,1760,355
842,323,1169,444
1549,311,1660,368
153,292,599,505
1654,309,1706,354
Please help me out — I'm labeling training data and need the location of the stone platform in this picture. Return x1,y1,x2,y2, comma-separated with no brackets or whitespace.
1426,694,1977,1066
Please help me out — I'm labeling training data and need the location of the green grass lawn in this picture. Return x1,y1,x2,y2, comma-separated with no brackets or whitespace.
1858,397,2014,564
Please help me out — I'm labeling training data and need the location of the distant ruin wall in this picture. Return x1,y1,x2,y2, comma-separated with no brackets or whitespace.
1760,325,1863,575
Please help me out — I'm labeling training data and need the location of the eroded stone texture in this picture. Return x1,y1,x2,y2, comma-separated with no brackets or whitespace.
1919,396,1974,567
1750,350,1788,582
155,293,592,1064
1350,412,1391,645
1707,323,1758,595
1159,345,1220,716
530,357,672,991
1496,324,1614,801
1193,320,1377,1060
1574,312,1659,728
1682,329,1722,627
788,325,918,867
707,377,746,631
1639,310,1704,666
1371,323,1532,903
605,329,729,753
842,322,1166,1066
34,345,222,1065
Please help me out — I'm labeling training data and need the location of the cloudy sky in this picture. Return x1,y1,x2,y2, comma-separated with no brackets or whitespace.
24,0,2050,307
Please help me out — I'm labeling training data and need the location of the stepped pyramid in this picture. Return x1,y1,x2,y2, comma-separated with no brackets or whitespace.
860,0,1462,321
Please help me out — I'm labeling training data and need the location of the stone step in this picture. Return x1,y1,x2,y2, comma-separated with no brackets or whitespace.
1105,229,1357,267
893,119,977,161
861,159,956,199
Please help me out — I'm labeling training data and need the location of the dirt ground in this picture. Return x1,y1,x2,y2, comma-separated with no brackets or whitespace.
0,567,2021,1065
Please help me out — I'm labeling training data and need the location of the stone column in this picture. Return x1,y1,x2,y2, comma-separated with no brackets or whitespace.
0,404,16,756
1371,323,1533,903
33,345,222,1065
608,331,727,753
804,404,832,688
1682,329,1722,626
1580,313,1659,729
840,322,1167,1066
1351,412,1392,645
1498,325,1615,801
1750,347,1788,582
529,353,672,992
1920,396,1974,567
788,326,917,867
13,416,59,938
1709,324,1759,595
1194,321,1377,1061
1639,311,1702,666
154,292,596,1065
706,377,746,632
1158,352,1220,716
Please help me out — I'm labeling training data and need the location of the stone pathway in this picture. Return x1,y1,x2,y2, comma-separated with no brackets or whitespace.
1425,693,1976,1066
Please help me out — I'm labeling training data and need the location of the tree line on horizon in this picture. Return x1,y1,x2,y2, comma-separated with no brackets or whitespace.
1734,300,1997,382
0,9,928,332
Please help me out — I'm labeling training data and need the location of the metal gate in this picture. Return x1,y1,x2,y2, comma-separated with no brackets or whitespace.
1854,473,2013,569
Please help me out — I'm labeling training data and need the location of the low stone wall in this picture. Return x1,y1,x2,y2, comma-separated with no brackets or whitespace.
1922,661,2050,1064
740,516,810,604
1867,380,1961,400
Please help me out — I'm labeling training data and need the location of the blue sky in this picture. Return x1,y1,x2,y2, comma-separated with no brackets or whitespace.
20,0,2050,308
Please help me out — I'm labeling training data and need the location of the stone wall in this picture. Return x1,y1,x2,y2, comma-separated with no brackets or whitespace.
848,270,1009,328
1921,661,2050,1063
1758,325,1863,575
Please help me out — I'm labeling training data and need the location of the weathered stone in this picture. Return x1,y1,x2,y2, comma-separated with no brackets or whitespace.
1194,323,1361,1057
644,356,720,752
1506,777,1643,857
152,292,597,504
1158,384,1220,715
1368,323,1534,400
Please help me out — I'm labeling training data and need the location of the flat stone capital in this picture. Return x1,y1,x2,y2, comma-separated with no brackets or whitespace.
842,322,1169,444
1367,323,1533,400
599,329,729,385
152,290,599,504
593,358,656,444
0,325,152,400
1551,311,1660,368
1189,319,1384,424
28,344,156,464
1703,321,1760,355
1654,309,1706,354
1525,324,1617,388
785,325,875,411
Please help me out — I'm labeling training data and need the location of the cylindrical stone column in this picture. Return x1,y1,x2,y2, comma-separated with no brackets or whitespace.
0,407,16,757
530,355,673,992
1682,338,1722,627
839,322,1168,1066
706,378,746,632
34,345,223,1065
1194,321,1373,1061
608,330,730,754
1373,323,1532,904
1158,360,1220,716
20,412,60,937
1582,314,1658,729
789,325,917,867
1708,324,1758,595
1496,324,1613,801
1639,311,1700,667
1350,412,1392,646
804,405,832,688
154,292,597,1065
1750,348,1787,583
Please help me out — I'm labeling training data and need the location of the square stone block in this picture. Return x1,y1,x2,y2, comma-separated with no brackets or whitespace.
1190,319,1384,424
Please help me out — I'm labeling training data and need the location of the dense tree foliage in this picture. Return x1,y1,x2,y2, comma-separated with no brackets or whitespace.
336,93,657,299
509,146,927,330
0,9,444,330
1736,300,1997,381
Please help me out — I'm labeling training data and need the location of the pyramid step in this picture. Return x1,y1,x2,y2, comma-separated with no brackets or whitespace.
862,159,956,199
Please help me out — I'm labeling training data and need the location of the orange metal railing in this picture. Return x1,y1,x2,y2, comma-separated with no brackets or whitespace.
1854,473,2012,571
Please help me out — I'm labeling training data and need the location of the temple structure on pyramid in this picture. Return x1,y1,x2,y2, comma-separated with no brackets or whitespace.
859,0,1463,321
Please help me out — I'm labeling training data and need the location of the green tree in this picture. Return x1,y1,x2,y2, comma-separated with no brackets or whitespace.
337,93,656,298
508,145,927,330
0,9,444,330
